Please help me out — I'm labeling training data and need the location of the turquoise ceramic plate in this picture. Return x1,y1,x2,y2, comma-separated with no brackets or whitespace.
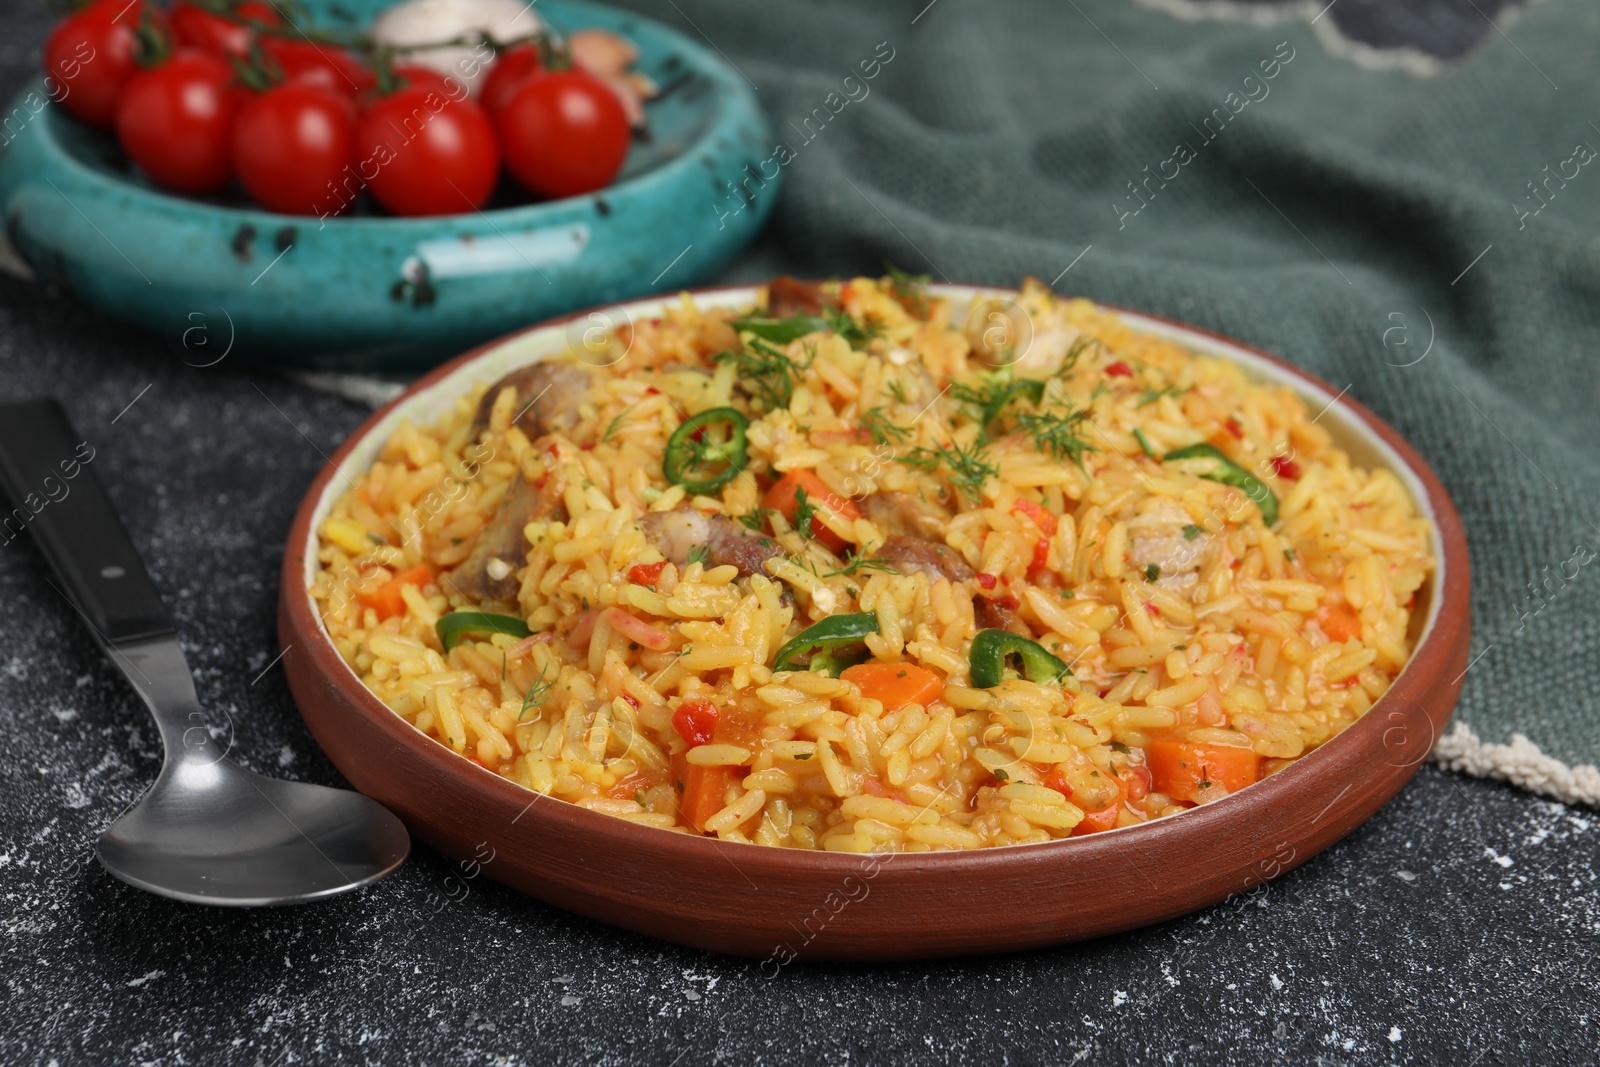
0,0,775,371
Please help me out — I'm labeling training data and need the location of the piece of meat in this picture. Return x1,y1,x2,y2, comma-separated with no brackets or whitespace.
637,507,781,578
877,535,974,583
469,362,593,440
864,491,951,541
765,276,833,318
876,533,1028,635
1127,499,1211,585
440,474,564,610
974,597,1025,634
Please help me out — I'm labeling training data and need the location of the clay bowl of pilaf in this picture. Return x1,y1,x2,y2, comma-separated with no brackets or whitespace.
278,277,1469,961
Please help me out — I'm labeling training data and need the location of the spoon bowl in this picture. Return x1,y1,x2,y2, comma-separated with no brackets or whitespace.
97,762,410,907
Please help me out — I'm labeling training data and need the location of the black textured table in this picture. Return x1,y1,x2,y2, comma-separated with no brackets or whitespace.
3,2,1597,1064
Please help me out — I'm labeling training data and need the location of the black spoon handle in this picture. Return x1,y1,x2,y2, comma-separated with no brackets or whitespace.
0,399,175,645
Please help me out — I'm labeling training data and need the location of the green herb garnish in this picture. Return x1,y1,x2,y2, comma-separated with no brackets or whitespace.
949,376,1046,435
1137,386,1184,407
600,400,640,444
1017,408,1093,469
1133,427,1157,458
900,440,997,503
714,338,814,412
825,553,900,578
518,665,553,721
738,507,776,532
885,263,932,319
862,407,910,446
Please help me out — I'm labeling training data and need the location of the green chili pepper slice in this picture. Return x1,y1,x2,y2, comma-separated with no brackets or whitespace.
1162,442,1279,527
663,407,749,495
729,315,830,344
981,379,1045,429
772,612,880,675
436,611,531,651
969,628,1075,689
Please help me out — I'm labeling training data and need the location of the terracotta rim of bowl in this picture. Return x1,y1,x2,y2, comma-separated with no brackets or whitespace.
279,282,1470,958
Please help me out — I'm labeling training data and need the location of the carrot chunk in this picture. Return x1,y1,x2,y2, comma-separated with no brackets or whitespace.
761,469,861,554
840,662,944,711
1146,739,1261,804
358,563,432,621
1071,801,1121,836
1319,603,1362,642
674,757,740,834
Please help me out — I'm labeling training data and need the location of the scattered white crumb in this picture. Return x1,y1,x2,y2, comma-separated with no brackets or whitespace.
1269,974,1284,991
1389,1027,1402,1042
127,970,165,988
1395,870,1417,882
1112,991,1128,1007
1483,847,1513,868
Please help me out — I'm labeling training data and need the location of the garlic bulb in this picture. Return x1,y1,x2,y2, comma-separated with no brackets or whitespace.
370,0,543,96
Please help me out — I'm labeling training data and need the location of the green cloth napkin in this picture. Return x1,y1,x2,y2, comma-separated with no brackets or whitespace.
619,0,1600,800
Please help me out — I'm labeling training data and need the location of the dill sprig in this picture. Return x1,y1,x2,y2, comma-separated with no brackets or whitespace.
1016,407,1094,469
1137,386,1184,407
899,440,997,503
737,507,776,532
686,544,710,567
518,664,554,721
947,374,1045,435
885,263,932,319
825,552,901,578
862,407,910,446
825,305,878,347
600,400,640,444
714,337,814,412
791,486,820,539
1056,336,1095,379
883,378,909,404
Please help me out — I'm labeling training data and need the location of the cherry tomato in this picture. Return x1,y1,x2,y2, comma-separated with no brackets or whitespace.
479,44,541,119
497,69,629,199
355,86,498,216
262,37,375,97
353,66,464,111
232,82,356,216
43,0,170,130
169,0,280,57
116,49,241,194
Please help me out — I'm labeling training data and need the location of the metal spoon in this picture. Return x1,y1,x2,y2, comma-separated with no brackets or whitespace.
0,399,409,906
